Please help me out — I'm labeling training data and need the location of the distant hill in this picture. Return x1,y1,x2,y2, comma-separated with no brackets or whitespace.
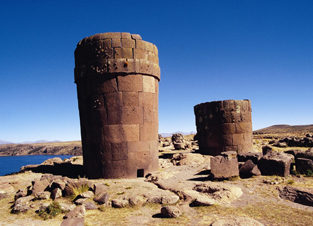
160,131,196,138
0,141,82,156
0,140,13,145
254,124,313,134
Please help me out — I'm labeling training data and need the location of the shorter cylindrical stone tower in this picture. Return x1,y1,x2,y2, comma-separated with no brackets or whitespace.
74,32,160,179
194,99,253,156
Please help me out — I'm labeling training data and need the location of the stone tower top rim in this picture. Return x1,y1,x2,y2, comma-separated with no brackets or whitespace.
76,32,145,47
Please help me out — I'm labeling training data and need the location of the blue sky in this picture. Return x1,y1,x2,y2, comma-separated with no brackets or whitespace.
1,0,312,143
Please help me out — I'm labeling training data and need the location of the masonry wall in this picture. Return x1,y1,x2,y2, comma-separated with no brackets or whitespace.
74,32,160,179
194,99,253,156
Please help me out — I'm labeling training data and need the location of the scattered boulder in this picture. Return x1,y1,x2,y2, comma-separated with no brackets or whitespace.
32,179,49,196
93,192,110,204
51,188,62,200
160,206,182,218
239,160,261,179
94,183,108,196
171,153,210,166
172,133,187,150
129,196,145,206
210,151,239,179
83,200,97,210
278,186,313,206
112,199,129,208
258,152,294,177
192,196,216,206
262,146,273,155
63,205,86,219
34,191,51,200
296,148,313,161
61,218,84,226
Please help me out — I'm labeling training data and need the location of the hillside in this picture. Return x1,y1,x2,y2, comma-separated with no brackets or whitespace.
0,141,82,156
254,124,313,135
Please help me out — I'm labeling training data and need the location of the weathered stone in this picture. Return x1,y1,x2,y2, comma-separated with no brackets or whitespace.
278,186,313,206
93,192,110,204
237,152,263,164
83,200,98,210
296,158,313,174
74,198,88,205
14,189,28,200
61,218,84,226
63,205,86,219
210,155,239,179
239,160,261,178
50,178,66,190
258,152,294,176
32,179,49,196
296,148,313,161
34,191,51,200
173,142,185,150
129,196,145,206
78,191,94,199
13,196,34,213
112,199,129,208
94,183,109,196
262,146,273,155
194,99,253,156
51,188,62,200
60,203,76,212
160,206,181,218
192,196,216,206
75,32,160,179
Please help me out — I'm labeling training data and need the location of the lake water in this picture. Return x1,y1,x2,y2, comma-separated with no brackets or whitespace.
0,155,74,176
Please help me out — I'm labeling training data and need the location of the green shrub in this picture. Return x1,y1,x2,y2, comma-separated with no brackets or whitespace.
38,201,64,220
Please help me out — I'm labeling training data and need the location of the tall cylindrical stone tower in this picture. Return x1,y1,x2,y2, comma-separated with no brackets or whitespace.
74,32,160,179
194,99,253,156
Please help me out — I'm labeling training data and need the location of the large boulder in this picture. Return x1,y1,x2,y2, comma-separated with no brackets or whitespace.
210,151,239,179
258,152,294,177
278,186,313,206
296,148,313,161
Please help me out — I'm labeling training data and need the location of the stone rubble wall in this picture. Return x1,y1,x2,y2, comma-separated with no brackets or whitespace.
74,32,160,179
194,99,253,156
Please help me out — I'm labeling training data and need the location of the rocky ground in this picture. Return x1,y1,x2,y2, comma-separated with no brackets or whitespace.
1,150,313,226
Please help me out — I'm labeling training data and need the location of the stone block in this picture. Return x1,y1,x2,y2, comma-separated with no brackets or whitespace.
140,123,158,141
239,160,261,178
222,123,236,134
236,122,252,134
117,74,143,92
134,48,148,60
121,106,144,124
131,34,142,40
139,92,157,109
206,135,221,147
210,155,239,179
221,134,233,146
136,40,150,50
237,152,263,164
258,152,294,176
148,52,158,64
143,75,156,93
101,32,121,39
122,92,139,107
122,38,135,48
111,142,128,161
143,108,158,123
121,32,131,39
139,59,153,75
223,100,235,112
96,77,118,94
223,145,239,153
104,124,140,143
112,38,122,48
233,133,244,145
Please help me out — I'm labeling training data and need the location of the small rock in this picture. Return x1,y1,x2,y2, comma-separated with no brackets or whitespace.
60,218,84,226
35,191,51,200
78,191,94,199
63,205,86,219
160,206,181,218
93,192,110,204
112,199,129,208
83,200,98,210
94,183,108,196
192,196,216,206
60,203,76,212
129,196,145,206
51,188,62,200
